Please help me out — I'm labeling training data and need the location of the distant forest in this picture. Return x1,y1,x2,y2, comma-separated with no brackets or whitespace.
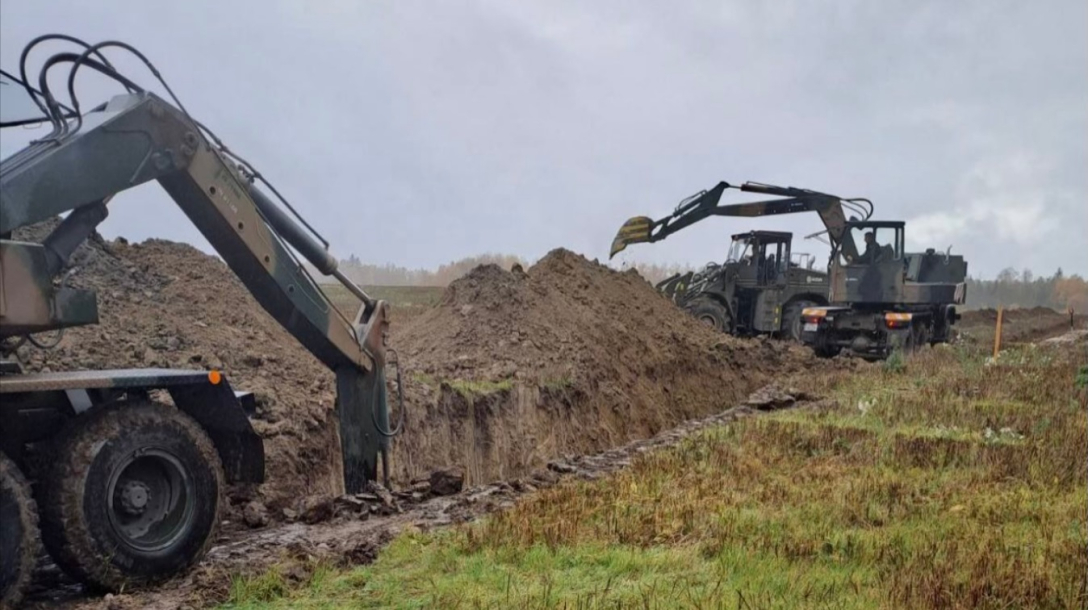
331,255,1088,312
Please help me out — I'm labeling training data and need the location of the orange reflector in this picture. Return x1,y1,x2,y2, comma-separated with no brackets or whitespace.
208,370,222,385
884,313,913,323
802,307,827,318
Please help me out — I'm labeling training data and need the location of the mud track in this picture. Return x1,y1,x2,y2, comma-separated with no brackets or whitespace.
25,386,819,610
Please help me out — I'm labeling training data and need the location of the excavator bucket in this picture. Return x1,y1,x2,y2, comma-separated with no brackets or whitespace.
609,216,655,258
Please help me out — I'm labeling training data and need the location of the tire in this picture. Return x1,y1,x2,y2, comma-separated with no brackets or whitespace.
1,452,40,610
686,298,731,333
782,299,818,342
889,328,916,356
38,401,224,592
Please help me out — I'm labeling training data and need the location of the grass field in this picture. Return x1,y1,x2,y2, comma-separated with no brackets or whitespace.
222,340,1087,609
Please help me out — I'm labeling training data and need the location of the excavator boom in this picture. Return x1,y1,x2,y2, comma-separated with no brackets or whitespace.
1,52,391,493
609,180,873,264
0,36,406,601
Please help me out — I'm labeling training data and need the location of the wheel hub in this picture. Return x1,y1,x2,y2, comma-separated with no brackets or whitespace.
106,450,194,552
118,480,151,515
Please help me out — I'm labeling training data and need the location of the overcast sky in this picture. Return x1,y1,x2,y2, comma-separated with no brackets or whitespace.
2,0,1085,278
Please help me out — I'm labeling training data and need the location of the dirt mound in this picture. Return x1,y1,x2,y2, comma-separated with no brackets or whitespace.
10,226,831,518
958,306,1084,344
960,306,1060,326
401,249,763,381
389,248,824,485
12,224,342,515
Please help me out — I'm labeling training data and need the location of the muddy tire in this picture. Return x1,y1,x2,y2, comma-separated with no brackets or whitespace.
686,298,731,333
38,401,224,592
782,299,818,342
1,452,40,610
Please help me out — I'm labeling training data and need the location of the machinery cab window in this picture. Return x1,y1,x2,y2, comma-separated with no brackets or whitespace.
0,70,60,128
728,232,791,286
791,252,816,270
840,224,903,266
726,235,754,264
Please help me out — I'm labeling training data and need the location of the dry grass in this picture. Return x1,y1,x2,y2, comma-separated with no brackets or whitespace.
222,340,1088,609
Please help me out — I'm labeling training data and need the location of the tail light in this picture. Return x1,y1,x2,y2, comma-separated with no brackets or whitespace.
884,312,912,329
802,307,826,325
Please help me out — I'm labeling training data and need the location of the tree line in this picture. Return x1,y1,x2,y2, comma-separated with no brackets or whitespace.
337,253,527,286
330,255,1088,312
966,268,1087,312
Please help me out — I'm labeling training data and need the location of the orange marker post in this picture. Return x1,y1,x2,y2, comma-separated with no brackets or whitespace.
993,307,1004,359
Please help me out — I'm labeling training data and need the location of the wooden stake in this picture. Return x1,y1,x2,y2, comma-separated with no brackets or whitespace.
993,306,1004,359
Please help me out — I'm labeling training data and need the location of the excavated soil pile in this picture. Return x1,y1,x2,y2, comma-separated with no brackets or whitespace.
958,306,1085,344
389,249,825,485
13,223,342,515
11,225,833,518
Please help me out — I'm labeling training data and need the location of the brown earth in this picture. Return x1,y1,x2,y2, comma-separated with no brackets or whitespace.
388,250,844,486
8,223,860,607
11,228,344,518
957,306,1086,346
26,385,822,610
12,225,842,520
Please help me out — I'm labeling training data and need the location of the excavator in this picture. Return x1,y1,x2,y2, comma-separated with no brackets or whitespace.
1,35,401,606
610,179,967,358
609,180,874,340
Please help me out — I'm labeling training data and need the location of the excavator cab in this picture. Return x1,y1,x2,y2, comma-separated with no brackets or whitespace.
729,231,791,288
829,221,905,304
838,223,902,267
827,220,966,306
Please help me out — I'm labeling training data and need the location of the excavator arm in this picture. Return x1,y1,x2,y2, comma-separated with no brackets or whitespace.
609,180,873,264
1,47,393,492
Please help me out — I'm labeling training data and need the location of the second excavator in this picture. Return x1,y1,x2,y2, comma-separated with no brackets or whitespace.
609,180,874,340
610,179,967,358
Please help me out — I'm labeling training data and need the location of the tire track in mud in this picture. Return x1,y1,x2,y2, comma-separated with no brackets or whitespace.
25,386,820,610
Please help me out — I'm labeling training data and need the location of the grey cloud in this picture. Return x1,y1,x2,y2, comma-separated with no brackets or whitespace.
2,0,1084,277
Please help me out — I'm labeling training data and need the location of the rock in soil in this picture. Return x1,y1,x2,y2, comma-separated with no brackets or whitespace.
242,501,269,528
429,467,465,496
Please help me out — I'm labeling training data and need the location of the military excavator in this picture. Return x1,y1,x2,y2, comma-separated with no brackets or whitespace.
609,180,874,340
0,35,402,606
610,179,968,358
